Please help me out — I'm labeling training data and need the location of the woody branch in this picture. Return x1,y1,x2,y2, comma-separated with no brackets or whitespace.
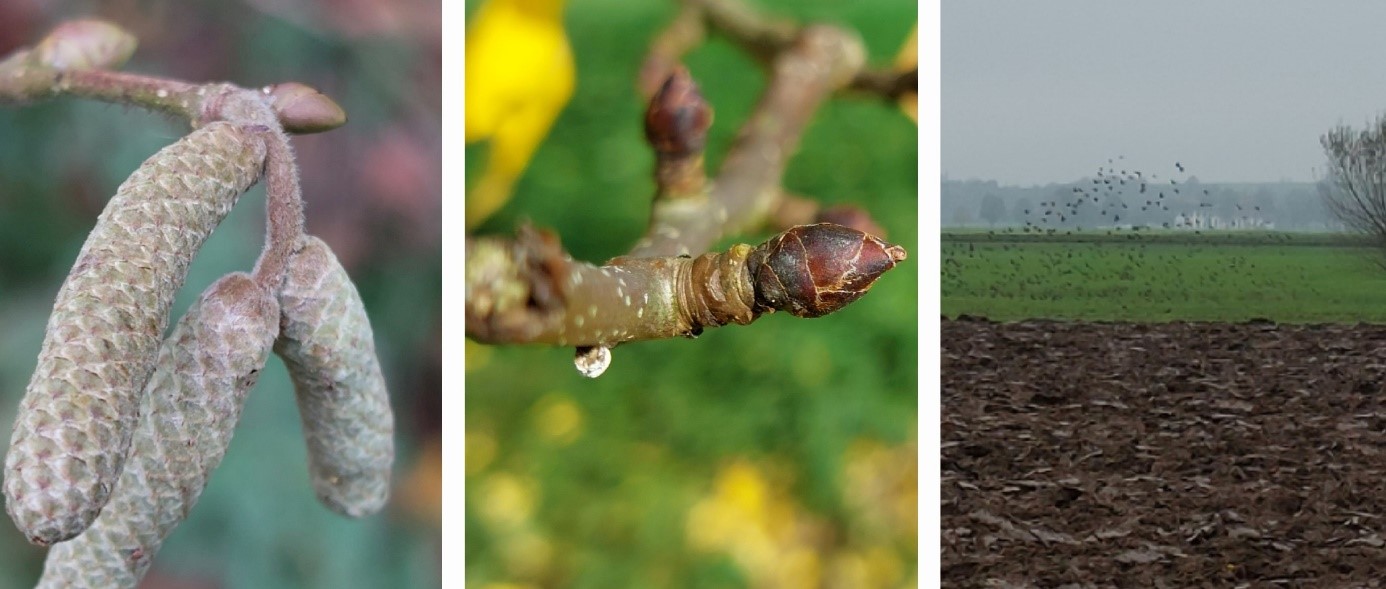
465,0,911,377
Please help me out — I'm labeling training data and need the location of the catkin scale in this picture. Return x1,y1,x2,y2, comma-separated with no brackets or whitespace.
275,236,394,518
4,122,266,545
37,273,279,589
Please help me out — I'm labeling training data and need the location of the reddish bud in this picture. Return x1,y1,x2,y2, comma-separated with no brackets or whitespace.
266,82,347,134
750,223,907,318
33,20,137,71
644,67,712,156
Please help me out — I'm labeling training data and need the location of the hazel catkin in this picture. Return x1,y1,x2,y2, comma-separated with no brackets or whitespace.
275,235,395,518
37,272,280,589
4,121,266,545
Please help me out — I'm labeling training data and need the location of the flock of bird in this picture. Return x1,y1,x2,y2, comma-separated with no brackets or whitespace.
940,159,1331,312
1012,158,1266,235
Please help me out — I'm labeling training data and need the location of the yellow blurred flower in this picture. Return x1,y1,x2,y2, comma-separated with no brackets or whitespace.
397,436,443,525
532,392,584,445
775,547,822,588
466,0,575,228
686,460,834,588
685,496,738,552
466,339,493,372
477,472,538,531
500,529,554,580
894,25,917,123
466,429,498,475
715,460,769,515
843,438,918,542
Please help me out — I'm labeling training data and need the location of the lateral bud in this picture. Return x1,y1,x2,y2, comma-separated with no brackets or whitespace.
644,66,712,157
32,20,137,71
265,82,348,134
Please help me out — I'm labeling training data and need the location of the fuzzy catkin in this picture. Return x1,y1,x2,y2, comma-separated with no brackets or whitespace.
275,236,394,518
4,122,266,545
37,273,279,589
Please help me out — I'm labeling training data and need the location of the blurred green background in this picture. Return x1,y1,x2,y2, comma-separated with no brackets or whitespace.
0,1,440,587
466,0,917,587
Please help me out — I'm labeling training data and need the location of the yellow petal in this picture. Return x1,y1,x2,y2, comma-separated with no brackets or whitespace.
465,0,576,227
894,25,918,124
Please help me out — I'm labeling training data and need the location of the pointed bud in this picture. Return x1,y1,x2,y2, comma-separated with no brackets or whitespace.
32,20,137,71
750,223,907,318
266,82,347,134
644,67,712,156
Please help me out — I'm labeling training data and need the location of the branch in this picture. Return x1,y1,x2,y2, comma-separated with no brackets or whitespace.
251,127,307,288
0,21,346,133
848,65,917,103
687,0,797,62
607,0,903,375
466,222,905,346
631,23,866,257
640,0,916,103
638,5,706,98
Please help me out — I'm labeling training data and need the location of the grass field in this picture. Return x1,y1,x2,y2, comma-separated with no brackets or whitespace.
942,230,1386,322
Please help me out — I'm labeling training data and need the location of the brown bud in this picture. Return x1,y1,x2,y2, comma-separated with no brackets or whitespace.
265,82,347,134
32,20,137,71
749,223,907,318
644,67,712,156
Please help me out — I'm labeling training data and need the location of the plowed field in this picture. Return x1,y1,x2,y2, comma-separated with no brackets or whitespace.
942,317,1386,587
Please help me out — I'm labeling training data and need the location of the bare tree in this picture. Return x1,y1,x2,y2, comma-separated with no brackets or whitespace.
1320,117,1386,260
464,0,916,377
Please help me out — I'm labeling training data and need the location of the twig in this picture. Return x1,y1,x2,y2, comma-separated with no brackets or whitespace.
631,24,865,257
688,0,797,62
645,67,712,202
0,22,345,133
466,223,905,346
849,65,917,102
642,0,916,102
466,0,909,377
638,5,706,98
251,128,307,288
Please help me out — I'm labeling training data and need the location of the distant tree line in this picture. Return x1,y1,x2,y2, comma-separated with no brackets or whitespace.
943,178,1339,231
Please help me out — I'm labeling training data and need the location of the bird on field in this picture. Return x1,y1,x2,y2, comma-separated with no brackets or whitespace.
465,0,575,229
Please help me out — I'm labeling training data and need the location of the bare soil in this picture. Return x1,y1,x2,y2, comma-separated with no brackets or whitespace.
942,317,1386,588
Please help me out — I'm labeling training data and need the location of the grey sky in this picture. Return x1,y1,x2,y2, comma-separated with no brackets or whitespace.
943,1,1386,185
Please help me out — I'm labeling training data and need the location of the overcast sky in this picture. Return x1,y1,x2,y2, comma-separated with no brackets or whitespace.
943,2,1386,186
